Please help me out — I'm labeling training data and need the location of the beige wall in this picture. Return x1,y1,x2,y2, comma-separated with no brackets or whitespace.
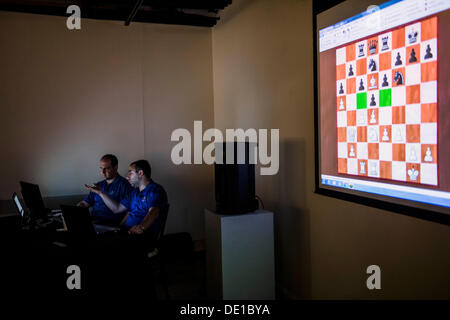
212,0,450,299
0,11,214,239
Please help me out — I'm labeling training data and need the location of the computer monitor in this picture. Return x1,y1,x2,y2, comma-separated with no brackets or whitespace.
12,192,25,217
20,181,47,219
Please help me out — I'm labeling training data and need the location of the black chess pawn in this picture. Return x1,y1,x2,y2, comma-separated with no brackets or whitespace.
339,83,344,94
382,74,389,87
370,94,376,106
424,44,433,59
409,48,417,63
395,52,402,66
359,78,365,91
348,65,354,76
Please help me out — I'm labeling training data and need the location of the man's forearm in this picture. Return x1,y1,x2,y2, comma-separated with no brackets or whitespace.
98,192,126,214
140,208,159,230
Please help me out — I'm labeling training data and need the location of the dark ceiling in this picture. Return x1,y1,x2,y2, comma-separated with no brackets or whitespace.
0,0,232,27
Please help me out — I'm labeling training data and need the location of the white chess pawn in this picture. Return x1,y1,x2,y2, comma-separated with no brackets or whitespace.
360,162,366,174
339,98,345,110
394,127,403,142
369,110,377,124
382,128,389,141
424,147,433,162
410,148,418,161
348,128,356,142
370,76,377,88
349,145,355,157
358,112,366,125
369,127,378,142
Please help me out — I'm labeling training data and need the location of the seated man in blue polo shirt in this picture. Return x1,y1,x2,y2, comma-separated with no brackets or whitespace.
85,159,168,238
77,154,131,226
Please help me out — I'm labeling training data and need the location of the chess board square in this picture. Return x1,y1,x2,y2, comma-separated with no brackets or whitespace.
392,106,405,124
406,143,421,163
393,143,406,161
379,142,393,161
379,51,392,71
338,158,347,174
347,93,357,110
378,31,392,53
380,161,392,180
392,124,406,143
392,161,406,181
338,142,348,158
421,103,437,123
347,126,357,142
337,80,346,96
391,47,406,68
420,38,437,62
405,22,421,47
368,159,380,177
347,158,358,175
348,142,357,158
357,159,368,176
346,61,357,78
367,73,379,91
356,75,367,93
421,144,437,164
347,111,356,127
392,27,405,49
346,43,356,62
379,70,392,89
379,89,391,107
357,126,367,142
379,107,392,125
337,111,347,127
368,143,379,159
406,44,420,65
420,123,437,144
367,36,379,55
405,104,420,124
347,78,356,94
420,163,438,185
357,58,367,75
421,61,437,82
367,91,379,108
406,163,420,183
405,64,420,85
357,92,367,109
367,55,379,73
357,109,368,126
338,127,347,142
406,124,420,143
355,40,367,59
336,47,346,65
420,81,437,103
391,86,406,106
367,125,379,143
406,85,420,104
337,64,346,80
367,108,378,125
392,67,405,87
379,125,392,143
421,16,437,41
357,142,368,159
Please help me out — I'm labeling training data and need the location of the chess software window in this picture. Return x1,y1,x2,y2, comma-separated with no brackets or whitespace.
317,0,450,213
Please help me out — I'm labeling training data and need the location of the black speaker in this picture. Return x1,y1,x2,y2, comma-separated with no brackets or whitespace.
214,142,259,215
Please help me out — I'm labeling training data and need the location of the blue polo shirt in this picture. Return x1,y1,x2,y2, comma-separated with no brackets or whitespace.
120,180,168,233
84,175,132,225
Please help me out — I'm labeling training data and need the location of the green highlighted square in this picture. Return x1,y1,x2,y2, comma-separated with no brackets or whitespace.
357,92,367,109
379,89,392,107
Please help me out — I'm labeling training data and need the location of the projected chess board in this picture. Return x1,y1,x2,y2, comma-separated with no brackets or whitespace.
336,16,438,186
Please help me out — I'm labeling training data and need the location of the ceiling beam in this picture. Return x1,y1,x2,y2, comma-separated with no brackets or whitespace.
125,0,144,26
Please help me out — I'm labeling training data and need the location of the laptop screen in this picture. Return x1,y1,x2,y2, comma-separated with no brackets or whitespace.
13,193,24,216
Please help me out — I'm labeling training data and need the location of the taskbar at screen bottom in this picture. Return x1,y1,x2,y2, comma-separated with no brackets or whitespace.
321,174,450,209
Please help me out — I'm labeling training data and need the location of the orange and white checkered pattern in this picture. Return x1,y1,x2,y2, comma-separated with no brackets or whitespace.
336,16,438,186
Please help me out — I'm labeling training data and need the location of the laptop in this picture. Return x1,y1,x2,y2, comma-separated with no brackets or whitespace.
12,192,25,217
60,205,119,236
20,181,61,221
